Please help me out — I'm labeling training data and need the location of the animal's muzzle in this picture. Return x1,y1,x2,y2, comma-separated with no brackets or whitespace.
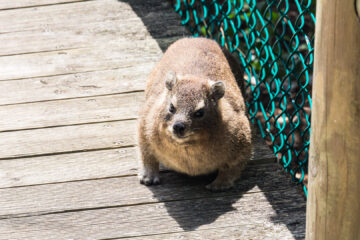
173,122,186,137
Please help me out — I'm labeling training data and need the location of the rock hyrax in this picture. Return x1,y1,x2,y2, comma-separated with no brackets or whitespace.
137,38,252,191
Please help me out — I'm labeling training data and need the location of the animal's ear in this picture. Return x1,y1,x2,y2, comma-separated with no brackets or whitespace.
210,81,225,100
165,71,177,91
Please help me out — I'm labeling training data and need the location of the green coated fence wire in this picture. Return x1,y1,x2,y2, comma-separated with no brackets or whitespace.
170,0,316,197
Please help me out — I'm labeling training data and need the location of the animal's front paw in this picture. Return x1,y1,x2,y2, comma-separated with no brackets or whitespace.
139,172,160,186
205,180,233,192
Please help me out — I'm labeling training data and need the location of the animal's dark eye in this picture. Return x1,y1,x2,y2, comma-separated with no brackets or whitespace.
194,109,204,118
169,103,176,114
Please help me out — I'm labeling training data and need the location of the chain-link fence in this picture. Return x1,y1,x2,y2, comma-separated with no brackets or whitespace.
170,0,316,197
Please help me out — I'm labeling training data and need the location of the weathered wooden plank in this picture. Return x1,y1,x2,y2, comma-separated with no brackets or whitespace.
0,40,162,81
0,38,180,106
118,225,305,240
0,0,182,34
0,164,293,217
306,0,360,239
0,187,305,240
0,0,88,10
0,120,136,159
0,0,132,33
0,67,148,105
0,148,138,188
0,131,273,188
0,92,144,131
0,14,184,56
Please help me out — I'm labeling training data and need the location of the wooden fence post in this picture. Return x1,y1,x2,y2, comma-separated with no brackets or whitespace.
306,0,360,239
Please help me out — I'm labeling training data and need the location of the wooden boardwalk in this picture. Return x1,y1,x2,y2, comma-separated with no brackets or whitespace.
0,0,306,239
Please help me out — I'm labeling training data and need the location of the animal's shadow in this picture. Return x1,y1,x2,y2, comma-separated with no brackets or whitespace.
146,167,254,231
146,165,306,239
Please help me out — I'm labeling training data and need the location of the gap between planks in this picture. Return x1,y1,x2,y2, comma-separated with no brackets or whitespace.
0,90,144,108
0,35,182,58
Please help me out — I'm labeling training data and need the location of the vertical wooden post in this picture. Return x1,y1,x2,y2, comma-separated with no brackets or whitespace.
306,0,360,239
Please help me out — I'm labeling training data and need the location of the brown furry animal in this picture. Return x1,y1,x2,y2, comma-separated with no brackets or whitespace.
137,38,252,191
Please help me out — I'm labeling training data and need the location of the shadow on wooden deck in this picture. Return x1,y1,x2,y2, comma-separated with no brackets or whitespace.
145,165,305,239
121,0,188,51
124,0,306,239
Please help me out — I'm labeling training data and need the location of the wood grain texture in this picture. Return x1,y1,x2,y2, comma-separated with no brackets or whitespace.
0,40,162,81
0,164,295,217
0,0,134,33
0,92,144,131
0,0,185,82
0,0,88,10
0,120,136,159
0,37,176,105
118,225,305,240
306,0,360,240
0,16,183,56
0,67,148,105
0,187,305,240
0,0,183,35
0,148,138,188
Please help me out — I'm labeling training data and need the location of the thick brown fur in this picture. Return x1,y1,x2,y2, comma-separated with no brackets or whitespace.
137,38,252,191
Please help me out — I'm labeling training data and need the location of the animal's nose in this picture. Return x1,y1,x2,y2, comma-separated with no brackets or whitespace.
173,122,186,136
